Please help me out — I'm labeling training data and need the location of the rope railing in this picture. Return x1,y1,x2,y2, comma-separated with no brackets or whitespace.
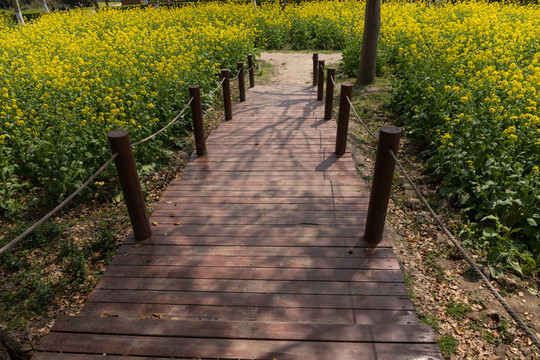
347,95,378,141
132,97,194,147
201,76,227,99
313,51,540,349
1,53,258,256
388,149,540,349
0,154,118,256
230,66,242,81
330,74,341,95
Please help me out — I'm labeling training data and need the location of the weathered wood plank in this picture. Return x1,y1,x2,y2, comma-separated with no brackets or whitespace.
109,255,400,269
103,265,405,283
96,277,407,295
88,290,413,310
123,234,392,247
79,303,419,325
136,224,376,238
51,316,437,343
36,333,376,359
116,245,393,258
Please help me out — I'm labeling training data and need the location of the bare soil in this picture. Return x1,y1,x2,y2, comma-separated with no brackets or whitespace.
259,51,342,84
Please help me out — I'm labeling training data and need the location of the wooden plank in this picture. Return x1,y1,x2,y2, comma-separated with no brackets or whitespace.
79,303,419,325
33,355,174,360
151,209,367,218
146,215,365,227
109,255,400,269
50,316,437,343
137,224,374,237
88,290,413,310
37,333,439,360
96,277,408,295
178,172,355,181
164,183,360,191
103,265,405,282
150,195,367,205
37,333,375,359
123,234,392,247
191,145,345,154
116,245,393,258
152,202,369,212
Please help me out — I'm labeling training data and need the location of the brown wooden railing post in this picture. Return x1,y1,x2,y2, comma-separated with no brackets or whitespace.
324,67,336,120
317,60,325,101
221,69,232,121
189,85,206,156
108,130,152,241
335,83,353,155
247,54,255,88
312,53,319,86
237,62,246,102
364,126,401,243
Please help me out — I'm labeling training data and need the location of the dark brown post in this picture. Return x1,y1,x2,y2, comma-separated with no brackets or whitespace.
247,54,255,88
325,67,336,120
317,60,325,101
364,126,401,243
189,86,206,156
108,130,152,241
237,62,246,102
335,83,353,155
221,69,232,121
312,53,319,86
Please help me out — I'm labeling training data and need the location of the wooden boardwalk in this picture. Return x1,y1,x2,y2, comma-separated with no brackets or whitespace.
33,85,442,359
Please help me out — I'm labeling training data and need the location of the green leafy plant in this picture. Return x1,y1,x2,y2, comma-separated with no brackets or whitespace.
437,334,459,356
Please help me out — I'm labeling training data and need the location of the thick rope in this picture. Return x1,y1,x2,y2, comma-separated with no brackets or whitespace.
202,77,227,98
132,97,194,147
0,153,118,256
347,95,378,141
231,67,242,81
330,75,341,95
340,83,540,348
388,149,540,349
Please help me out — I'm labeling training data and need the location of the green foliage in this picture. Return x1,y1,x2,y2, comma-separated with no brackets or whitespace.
437,334,459,356
446,301,471,319
341,1,540,276
419,312,439,331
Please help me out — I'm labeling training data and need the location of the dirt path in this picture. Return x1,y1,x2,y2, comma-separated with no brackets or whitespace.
259,52,342,84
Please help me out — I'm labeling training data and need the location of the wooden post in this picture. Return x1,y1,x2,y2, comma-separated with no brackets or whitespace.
238,62,246,102
324,67,336,120
312,53,319,86
221,69,232,121
317,60,325,101
364,126,401,243
189,86,206,156
335,83,353,156
247,54,255,88
108,130,152,241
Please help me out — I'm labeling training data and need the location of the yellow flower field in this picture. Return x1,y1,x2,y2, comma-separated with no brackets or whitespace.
0,6,256,215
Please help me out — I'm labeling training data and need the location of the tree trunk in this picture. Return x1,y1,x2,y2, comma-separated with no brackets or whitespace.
11,0,25,24
92,0,99,9
356,0,381,85
42,0,49,12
